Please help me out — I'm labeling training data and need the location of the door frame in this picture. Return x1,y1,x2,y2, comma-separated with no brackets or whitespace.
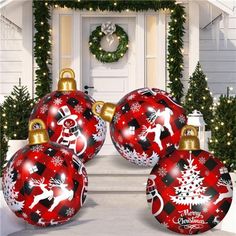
75,11,145,90
52,9,167,91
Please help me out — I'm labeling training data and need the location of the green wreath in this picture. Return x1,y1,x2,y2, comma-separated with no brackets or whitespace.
89,24,129,63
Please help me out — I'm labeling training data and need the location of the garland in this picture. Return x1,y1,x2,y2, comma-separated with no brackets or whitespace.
33,0,185,102
89,24,129,63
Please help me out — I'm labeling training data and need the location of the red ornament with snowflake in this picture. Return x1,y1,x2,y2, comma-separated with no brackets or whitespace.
2,119,88,227
92,88,186,166
146,126,233,234
30,69,106,163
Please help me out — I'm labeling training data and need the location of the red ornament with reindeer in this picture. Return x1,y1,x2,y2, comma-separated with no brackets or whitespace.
30,69,106,163
146,125,233,234
92,88,187,166
2,119,88,227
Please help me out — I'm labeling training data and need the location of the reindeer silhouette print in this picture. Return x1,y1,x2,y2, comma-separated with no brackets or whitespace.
29,178,54,209
48,178,74,212
29,177,74,212
213,178,233,205
148,107,174,136
140,124,164,150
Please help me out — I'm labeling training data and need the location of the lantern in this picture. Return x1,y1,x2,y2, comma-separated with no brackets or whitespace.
187,110,206,149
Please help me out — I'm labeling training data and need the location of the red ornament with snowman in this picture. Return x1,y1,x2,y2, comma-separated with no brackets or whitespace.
30,69,106,163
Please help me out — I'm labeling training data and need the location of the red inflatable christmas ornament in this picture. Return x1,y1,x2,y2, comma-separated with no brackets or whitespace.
30,68,106,163
146,125,233,234
2,119,88,227
92,88,186,166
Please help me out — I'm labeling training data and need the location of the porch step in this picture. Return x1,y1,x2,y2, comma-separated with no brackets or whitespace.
85,155,152,192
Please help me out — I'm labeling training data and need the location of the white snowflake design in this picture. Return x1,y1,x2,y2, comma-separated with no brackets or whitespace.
16,159,23,167
93,117,106,142
157,167,167,177
51,156,63,167
66,208,75,217
130,102,141,112
61,149,70,156
31,145,44,152
113,112,121,124
53,98,63,106
178,114,186,124
74,104,83,113
127,94,136,100
22,212,28,218
199,157,206,164
203,206,208,213
62,91,71,95
161,222,169,228
115,143,159,167
40,104,48,114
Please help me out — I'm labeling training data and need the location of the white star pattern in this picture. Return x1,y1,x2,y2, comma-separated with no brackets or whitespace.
51,156,63,167
178,114,186,124
157,167,167,177
130,102,141,112
65,208,75,217
74,104,83,113
113,112,121,124
199,157,206,164
31,145,44,152
40,104,48,114
127,94,136,100
53,98,63,106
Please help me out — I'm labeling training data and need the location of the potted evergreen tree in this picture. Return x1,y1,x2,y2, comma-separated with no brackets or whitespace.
2,84,34,162
184,62,213,149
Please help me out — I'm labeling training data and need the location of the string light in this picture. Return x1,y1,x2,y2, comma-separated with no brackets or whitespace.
40,22,44,25
45,2,48,6
114,2,117,6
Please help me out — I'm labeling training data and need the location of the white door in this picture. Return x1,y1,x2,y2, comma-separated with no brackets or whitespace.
82,16,142,155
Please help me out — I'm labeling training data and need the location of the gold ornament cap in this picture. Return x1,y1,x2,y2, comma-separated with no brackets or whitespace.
28,119,49,145
92,101,116,123
58,68,76,91
178,125,200,151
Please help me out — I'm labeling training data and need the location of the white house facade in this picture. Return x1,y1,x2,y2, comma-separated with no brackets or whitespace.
0,0,236,102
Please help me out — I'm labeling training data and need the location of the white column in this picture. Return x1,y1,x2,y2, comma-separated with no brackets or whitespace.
156,10,166,90
136,13,145,88
22,1,33,97
189,1,199,76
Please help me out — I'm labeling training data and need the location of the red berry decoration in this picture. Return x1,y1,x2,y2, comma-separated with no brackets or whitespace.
2,119,88,227
92,88,186,166
30,68,106,163
146,125,233,234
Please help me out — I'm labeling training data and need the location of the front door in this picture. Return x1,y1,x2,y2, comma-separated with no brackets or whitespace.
82,16,143,155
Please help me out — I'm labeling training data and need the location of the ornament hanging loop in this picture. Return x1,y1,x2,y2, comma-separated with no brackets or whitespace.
92,101,116,123
179,125,200,151
28,119,49,145
58,68,77,91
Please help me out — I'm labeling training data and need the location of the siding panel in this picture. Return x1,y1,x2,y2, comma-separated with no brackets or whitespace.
200,13,236,96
